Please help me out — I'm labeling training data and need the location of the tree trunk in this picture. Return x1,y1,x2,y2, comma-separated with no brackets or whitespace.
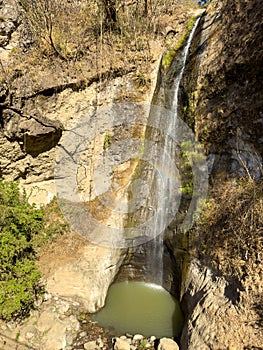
102,0,117,23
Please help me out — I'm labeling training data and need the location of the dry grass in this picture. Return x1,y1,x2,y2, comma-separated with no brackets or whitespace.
0,0,198,97
190,179,263,326
192,179,262,278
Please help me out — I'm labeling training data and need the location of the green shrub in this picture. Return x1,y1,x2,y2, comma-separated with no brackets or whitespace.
0,180,43,320
162,16,198,69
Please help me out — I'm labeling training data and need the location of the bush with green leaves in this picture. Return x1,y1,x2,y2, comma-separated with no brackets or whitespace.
0,180,43,320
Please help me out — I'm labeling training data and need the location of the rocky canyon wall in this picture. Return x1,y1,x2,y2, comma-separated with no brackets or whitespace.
177,1,263,349
181,0,263,179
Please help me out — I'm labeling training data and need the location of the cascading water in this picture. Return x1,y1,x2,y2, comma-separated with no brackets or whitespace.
145,17,201,286
171,18,200,115
93,18,201,337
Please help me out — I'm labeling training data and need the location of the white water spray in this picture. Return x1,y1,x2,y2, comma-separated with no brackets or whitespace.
149,18,201,285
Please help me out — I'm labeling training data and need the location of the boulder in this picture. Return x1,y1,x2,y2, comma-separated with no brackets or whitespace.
3,110,63,157
133,334,144,342
158,338,179,350
114,337,131,350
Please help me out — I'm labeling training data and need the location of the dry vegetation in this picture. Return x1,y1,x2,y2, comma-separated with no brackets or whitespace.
0,0,198,97
190,179,263,326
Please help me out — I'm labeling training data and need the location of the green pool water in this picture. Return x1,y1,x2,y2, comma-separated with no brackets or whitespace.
92,281,184,338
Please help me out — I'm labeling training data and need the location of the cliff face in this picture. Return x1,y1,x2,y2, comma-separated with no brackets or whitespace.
0,0,262,349
178,1,263,349
181,0,263,178
0,3,198,348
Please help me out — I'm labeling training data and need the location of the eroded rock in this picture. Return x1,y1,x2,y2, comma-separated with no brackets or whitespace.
180,259,262,349
0,0,20,47
0,296,80,350
3,110,63,157
44,242,125,313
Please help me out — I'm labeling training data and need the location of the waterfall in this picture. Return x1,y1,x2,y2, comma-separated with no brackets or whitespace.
115,18,201,288
172,18,200,113
91,18,203,337
145,18,201,286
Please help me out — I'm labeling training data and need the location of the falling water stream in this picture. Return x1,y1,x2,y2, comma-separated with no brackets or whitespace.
92,18,200,337
146,17,201,286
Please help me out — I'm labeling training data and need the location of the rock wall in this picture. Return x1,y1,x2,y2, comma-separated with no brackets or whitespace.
21,74,153,310
181,0,263,179
180,259,239,350
0,3,160,345
177,1,263,349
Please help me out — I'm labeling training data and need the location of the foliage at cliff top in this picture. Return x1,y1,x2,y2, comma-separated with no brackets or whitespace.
0,180,66,321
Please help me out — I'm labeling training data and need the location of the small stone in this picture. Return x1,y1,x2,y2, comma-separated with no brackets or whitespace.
80,331,87,337
7,322,16,330
158,338,179,350
150,336,156,343
119,336,131,345
0,324,7,331
96,338,104,348
17,346,29,350
114,337,131,350
133,334,144,342
84,340,98,350
30,310,39,318
44,292,52,301
58,300,70,313
34,298,42,307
